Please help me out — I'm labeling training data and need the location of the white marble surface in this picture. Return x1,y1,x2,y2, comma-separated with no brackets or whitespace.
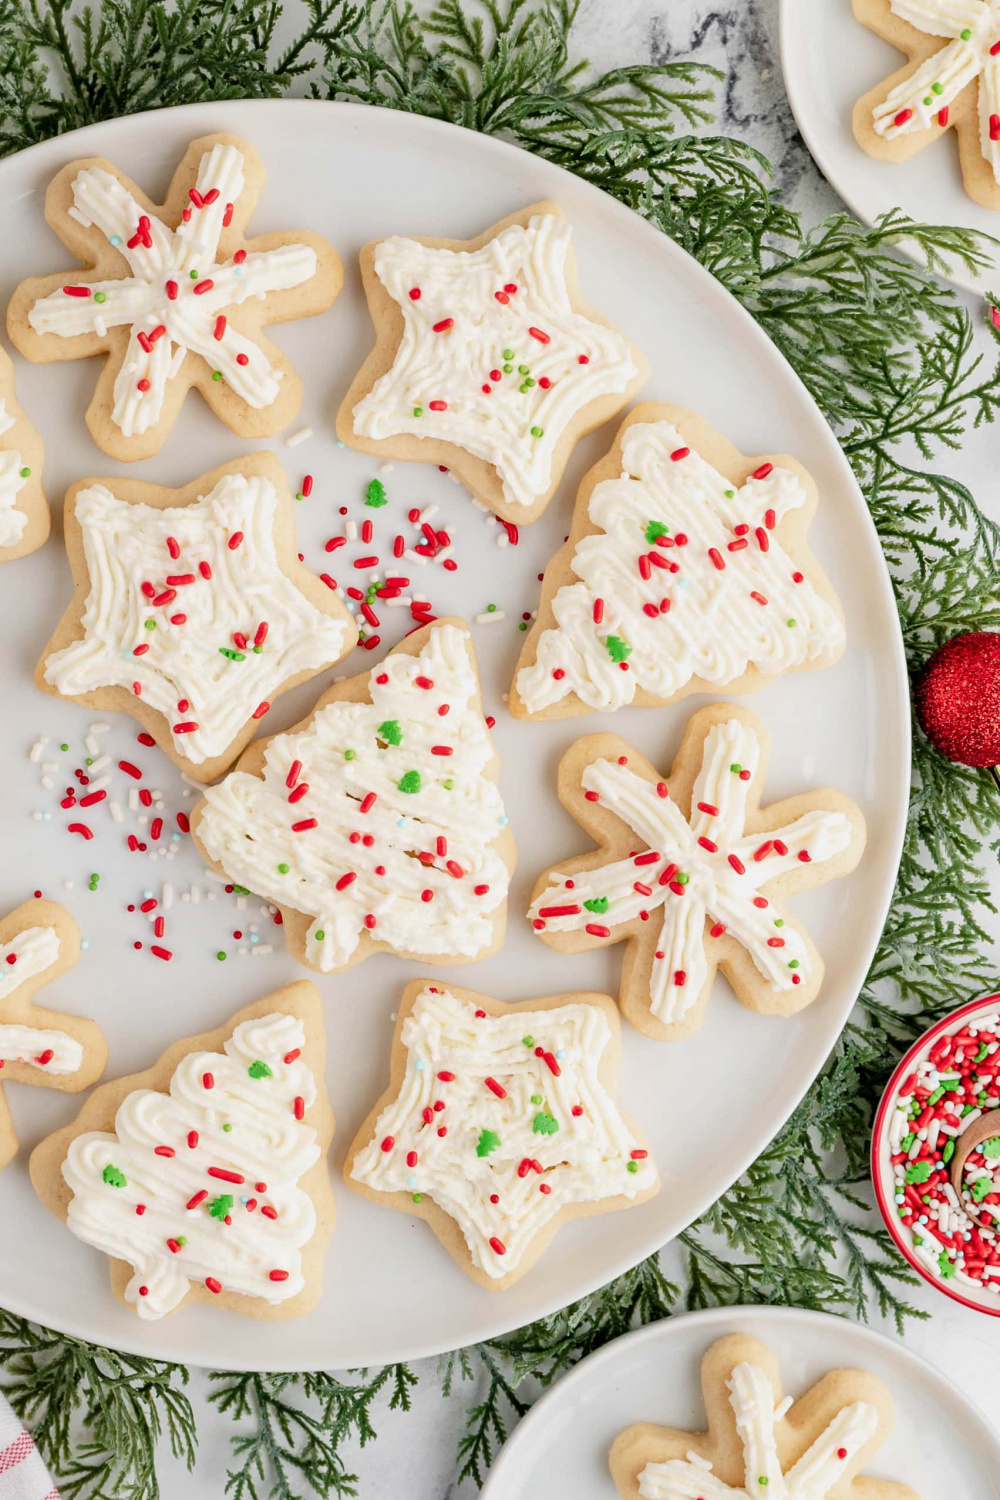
82,1,1000,1492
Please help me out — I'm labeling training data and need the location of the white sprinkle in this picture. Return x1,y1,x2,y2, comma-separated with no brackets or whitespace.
418,505,439,523
378,462,395,474
236,896,247,911
346,520,358,540
162,883,174,910
190,886,201,904
285,426,313,449
251,944,274,957
128,787,138,811
88,722,110,735
109,801,123,823
86,774,110,792
436,546,453,564
496,532,509,549
403,548,428,565
68,206,93,228
385,596,413,608
29,737,47,763
39,776,53,789
85,735,100,757
94,316,107,338
686,1450,713,1469
203,868,227,884
63,881,73,890
476,610,506,625
88,754,111,773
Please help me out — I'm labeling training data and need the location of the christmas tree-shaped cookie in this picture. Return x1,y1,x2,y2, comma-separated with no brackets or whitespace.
337,201,647,523
30,981,334,1321
191,620,515,973
512,405,845,718
611,1333,917,1500
36,453,354,781
347,980,658,1289
0,346,47,563
527,704,866,1042
0,899,107,1170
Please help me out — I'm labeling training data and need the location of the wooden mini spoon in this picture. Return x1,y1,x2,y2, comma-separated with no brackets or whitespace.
949,1108,1000,1229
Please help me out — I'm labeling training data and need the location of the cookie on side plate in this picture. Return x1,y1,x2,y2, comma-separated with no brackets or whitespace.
527,703,866,1042
346,980,658,1289
191,618,514,973
0,899,107,1170
35,452,354,782
610,1333,917,1500
30,981,334,1322
511,404,845,720
0,345,47,563
852,0,1000,212
7,132,342,460
337,201,647,524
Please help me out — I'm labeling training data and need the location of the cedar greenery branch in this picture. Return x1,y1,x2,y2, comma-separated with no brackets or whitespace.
1,0,1000,1494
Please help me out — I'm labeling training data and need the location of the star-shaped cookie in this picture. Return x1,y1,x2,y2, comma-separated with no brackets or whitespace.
528,704,866,1041
36,453,354,781
346,980,658,1289
611,1334,917,1500
7,132,342,460
0,899,107,1170
337,201,647,523
0,345,47,563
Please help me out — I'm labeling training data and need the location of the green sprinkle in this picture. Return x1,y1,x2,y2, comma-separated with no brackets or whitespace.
645,520,669,543
901,1132,915,1152
933,81,943,94
724,488,735,498
938,1249,956,1278
584,896,609,913
219,647,246,661
502,348,514,360
626,1160,638,1173
60,743,69,752
398,770,421,794
788,960,799,969
315,930,325,941
518,364,530,374
973,1176,992,1202
277,862,290,874
253,645,263,654
982,1136,1000,1158
730,762,742,773
524,378,536,389
905,1159,932,1185
786,618,797,628
222,1123,232,1132
605,634,632,663
176,1236,187,1247
518,621,528,631
212,370,222,381
248,1059,273,1080
443,778,454,790
209,1194,234,1221
19,466,30,478
412,1193,423,1203
366,478,388,508
522,1035,534,1047
190,269,199,278
378,719,402,746
145,619,156,630
773,918,784,927
503,363,513,374
102,1164,127,1188
533,1111,559,1135
976,1042,989,1062
961,27,971,39
923,97,933,107
677,872,689,885
530,425,544,437
519,382,531,394
216,951,226,961
94,292,106,304
413,406,423,417
477,1128,501,1157
344,749,356,760
530,1093,543,1105
759,1480,769,1487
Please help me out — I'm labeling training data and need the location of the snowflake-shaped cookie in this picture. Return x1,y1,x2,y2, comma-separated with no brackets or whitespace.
0,345,47,563
37,454,353,780
854,0,1000,210
338,200,647,522
7,132,342,459
0,899,107,1171
611,1334,917,1500
511,405,845,719
527,704,866,1042
346,981,658,1288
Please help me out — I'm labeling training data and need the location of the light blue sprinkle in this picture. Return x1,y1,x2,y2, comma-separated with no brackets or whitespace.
556,1049,566,1059
677,578,690,590
337,440,346,449
142,890,153,899
110,234,121,246
498,816,509,827
250,933,259,944
397,817,407,828
240,1195,249,1205
234,266,243,277
81,939,90,950
42,812,52,822
414,1059,425,1071
407,1175,417,1189
171,832,181,843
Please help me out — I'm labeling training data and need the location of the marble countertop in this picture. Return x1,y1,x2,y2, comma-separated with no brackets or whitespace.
125,1,1000,1492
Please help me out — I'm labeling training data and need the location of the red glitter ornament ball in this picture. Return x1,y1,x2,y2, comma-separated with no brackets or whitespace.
915,631,1000,766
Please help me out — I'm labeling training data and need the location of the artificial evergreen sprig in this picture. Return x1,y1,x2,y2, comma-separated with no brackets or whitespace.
1,0,1000,1495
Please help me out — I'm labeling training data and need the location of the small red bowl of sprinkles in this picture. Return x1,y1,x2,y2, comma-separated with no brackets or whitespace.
872,993,1000,1314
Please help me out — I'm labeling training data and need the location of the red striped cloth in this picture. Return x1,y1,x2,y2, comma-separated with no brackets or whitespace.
0,1398,58,1498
